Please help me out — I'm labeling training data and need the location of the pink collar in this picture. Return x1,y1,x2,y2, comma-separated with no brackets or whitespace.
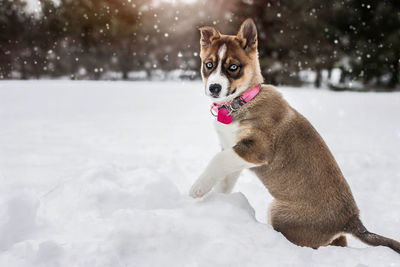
211,85,260,124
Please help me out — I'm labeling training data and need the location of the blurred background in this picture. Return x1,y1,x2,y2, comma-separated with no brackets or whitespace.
0,0,399,91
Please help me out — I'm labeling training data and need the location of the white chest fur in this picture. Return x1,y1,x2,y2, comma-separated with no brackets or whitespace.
214,121,239,149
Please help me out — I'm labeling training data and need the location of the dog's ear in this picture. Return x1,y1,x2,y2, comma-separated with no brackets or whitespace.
237,18,258,51
198,26,220,47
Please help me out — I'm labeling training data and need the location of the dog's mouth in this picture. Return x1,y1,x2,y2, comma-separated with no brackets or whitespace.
209,92,229,100
207,88,236,98
210,93,220,98
207,89,240,105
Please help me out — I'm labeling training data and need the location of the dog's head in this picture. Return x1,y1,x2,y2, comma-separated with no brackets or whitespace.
198,19,263,103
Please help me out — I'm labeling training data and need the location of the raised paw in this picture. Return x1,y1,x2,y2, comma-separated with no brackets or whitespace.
189,178,213,198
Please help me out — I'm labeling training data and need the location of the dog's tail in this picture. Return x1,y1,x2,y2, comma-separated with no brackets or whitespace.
344,215,400,254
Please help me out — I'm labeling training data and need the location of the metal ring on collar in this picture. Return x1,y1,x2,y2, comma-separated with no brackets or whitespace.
210,106,218,117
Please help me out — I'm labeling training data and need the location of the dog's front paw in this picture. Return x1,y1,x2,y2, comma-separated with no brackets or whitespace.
189,178,213,198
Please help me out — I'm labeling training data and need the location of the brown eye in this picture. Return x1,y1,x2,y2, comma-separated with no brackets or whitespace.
229,64,238,71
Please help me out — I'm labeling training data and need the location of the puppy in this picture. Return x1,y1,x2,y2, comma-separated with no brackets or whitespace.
189,18,400,253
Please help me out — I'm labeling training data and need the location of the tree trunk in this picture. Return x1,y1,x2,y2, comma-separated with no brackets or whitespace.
388,57,399,89
122,69,128,80
339,67,346,84
314,68,322,88
20,59,27,79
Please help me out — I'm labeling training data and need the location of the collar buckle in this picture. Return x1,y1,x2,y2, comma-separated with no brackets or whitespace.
210,84,260,118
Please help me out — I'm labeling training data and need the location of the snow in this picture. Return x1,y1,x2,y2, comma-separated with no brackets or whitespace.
0,80,399,266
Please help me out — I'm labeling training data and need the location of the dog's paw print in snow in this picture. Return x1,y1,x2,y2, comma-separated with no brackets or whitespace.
35,241,64,266
82,164,183,212
0,194,40,251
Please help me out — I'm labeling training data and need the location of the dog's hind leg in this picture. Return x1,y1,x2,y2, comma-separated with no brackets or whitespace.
329,235,347,247
269,201,335,248
214,171,241,193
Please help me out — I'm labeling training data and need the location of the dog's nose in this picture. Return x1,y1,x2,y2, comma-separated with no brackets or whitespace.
209,84,222,96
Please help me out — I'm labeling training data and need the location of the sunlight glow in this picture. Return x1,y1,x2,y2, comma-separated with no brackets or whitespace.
159,0,198,4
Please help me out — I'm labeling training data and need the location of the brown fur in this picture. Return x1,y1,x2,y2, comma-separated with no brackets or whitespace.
330,236,347,247
198,19,400,253
233,85,359,248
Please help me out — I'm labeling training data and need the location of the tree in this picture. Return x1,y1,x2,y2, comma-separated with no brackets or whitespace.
0,0,33,79
329,0,400,89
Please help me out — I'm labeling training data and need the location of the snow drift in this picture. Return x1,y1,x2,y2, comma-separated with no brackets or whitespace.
0,81,399,266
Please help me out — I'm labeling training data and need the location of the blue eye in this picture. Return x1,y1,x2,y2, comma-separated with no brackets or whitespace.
206,62,213,69
229,64,238,71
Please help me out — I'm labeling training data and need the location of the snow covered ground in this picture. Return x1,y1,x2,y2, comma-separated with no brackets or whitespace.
0,80,399,266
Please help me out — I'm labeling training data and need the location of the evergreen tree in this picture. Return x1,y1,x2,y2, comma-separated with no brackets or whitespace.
328,0,400,89
0,0,32,78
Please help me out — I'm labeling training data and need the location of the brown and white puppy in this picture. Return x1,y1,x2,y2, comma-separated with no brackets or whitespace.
189,18,400,253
